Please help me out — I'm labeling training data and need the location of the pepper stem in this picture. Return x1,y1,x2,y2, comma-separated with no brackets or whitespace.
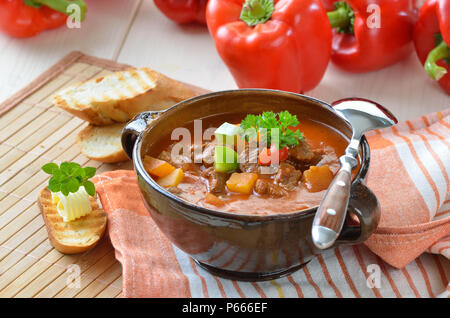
25,0,87,21
327,1,354,34
425,39,450,81
240,0,274,26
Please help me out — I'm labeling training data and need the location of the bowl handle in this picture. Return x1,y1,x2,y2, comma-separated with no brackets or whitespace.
334,180,380,245
121,111,162,160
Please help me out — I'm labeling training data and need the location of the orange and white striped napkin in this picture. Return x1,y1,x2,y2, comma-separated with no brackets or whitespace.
92,110,449,298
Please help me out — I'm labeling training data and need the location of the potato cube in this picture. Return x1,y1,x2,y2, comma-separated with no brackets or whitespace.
157,168,184,188
226,172,258,194
302,165,334,192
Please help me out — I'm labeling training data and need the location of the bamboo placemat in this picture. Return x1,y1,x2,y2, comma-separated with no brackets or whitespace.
0,51,166,298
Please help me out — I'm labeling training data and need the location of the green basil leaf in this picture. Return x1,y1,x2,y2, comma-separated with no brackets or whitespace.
60,176,71,184
84,167,96,179
60,162,71,175
48,176,61,192
42,163,59,175
67,162,81,174
67,178,80,193
52,170,66,182
60,183,70,196
83,181,96,196
71,166,85,178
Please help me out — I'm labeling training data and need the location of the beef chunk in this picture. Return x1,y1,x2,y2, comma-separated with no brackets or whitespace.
181,163,201,175
161,141,217,168
254,179,287,197
238,143,259,173
288,140,322,171
201,167,227,193
192,144,204,163
201,143,215,167
312,146,340,173
192,142,216,167
254,163,301,196
275,162,302,191
158,144,192,167
288,140,315,162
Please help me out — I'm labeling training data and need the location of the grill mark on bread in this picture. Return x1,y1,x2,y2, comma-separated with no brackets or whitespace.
52,67,198,125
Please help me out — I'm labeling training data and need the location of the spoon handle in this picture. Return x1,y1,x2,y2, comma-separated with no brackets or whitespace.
312,154,357,249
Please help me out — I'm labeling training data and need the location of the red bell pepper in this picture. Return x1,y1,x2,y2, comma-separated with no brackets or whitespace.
206,0,331,93
0,0,86,38
325,0,416,72
154,0,208,25
258,146,288,166
322,0,338,10
414,0,450,94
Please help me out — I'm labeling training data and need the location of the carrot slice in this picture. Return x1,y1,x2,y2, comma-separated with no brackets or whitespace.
143,155,175,178
205,193,225,207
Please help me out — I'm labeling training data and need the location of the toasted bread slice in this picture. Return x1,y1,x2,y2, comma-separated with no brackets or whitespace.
76,123,128,163
52,67,200,126
38,187,107,254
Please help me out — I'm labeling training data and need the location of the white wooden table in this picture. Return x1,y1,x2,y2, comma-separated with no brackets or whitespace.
0,0,448,120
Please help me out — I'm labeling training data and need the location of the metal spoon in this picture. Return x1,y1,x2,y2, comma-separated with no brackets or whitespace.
312,98,398,250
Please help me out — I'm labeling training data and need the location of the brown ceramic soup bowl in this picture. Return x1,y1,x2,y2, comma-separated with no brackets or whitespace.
121,89,380,281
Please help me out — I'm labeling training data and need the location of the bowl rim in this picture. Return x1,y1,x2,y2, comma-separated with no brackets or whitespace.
132,89,370,221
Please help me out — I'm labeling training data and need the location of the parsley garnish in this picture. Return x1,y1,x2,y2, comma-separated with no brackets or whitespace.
239,111,304,149
42,162,96,196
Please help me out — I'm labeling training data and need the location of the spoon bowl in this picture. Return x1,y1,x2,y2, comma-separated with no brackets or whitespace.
333,98,398,135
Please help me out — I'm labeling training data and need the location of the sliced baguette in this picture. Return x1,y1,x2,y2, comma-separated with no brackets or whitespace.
76,123,128,163
38,187,107,254
52,67,200,126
